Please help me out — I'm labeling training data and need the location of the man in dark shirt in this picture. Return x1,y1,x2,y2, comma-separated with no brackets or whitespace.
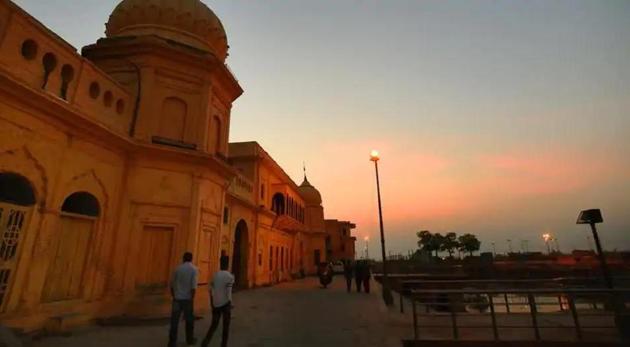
343,260,354,293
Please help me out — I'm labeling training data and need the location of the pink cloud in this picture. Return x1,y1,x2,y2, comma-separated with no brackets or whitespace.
475,150,616,196
292,138,628,243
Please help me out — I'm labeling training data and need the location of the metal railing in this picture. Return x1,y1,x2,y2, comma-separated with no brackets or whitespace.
408,288,629,343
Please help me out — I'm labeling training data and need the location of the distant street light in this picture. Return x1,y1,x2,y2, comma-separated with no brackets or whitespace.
370,150,394,306
507,239,513,254
542,233,552,254
577,209,612,288
364,236,370,259
491,242,497,256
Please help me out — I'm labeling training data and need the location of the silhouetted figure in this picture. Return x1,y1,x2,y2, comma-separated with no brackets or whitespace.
168,252,198,347
202,256,234,347
318,262,333,288
363,262,372,294
354,261,363,293
343,260,354,293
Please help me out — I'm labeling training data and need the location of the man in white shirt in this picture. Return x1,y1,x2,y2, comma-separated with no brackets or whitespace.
168,252,198,347
201,256,234,347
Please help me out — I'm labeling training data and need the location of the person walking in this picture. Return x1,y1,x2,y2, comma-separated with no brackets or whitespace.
168,252,198,347
354,261,363,293
363,261,372,294
343,260,354,293
201,256,234,347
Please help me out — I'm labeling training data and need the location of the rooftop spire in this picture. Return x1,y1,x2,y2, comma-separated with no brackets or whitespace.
301,162,311,186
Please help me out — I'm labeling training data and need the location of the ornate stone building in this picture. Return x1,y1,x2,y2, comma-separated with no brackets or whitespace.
222,142,328,288
0,0,353,332
325,220,357,262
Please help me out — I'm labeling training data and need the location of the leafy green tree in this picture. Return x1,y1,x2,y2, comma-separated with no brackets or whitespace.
458,233,481,257
440,232,459,258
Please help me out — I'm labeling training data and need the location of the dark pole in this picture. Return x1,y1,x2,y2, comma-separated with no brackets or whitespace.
590,223,613,288
546,241,551,255
373,159,394,306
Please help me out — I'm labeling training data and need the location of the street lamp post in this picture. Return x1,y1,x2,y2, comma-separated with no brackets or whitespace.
370,150,394,306
577,209,612,288
576,209,629,341
543,233,552,255
364,236,370,260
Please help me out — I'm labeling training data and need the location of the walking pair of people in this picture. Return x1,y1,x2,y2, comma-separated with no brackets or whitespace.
168,253,234,347
343,260,371,293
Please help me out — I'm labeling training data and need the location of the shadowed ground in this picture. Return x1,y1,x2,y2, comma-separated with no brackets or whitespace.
28,277,410,347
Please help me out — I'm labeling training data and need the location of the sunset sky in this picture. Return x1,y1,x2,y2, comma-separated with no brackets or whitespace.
15,0,630,257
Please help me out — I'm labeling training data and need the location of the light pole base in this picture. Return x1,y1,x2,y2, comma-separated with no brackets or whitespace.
382,286,394,306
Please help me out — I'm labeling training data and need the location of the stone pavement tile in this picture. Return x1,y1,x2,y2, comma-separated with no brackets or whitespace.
28,277,410,347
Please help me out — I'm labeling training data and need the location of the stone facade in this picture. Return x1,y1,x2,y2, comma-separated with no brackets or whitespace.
0,0,353,333
222,142,329,288
325,220,357,262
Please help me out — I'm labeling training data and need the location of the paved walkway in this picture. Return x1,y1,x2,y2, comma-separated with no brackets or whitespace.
29,277,411,347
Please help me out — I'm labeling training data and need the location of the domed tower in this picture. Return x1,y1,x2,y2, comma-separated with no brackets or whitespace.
83,0,242,155
105,0,228,61
298,175,325,232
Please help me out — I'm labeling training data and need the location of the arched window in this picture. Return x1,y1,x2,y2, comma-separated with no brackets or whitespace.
269,246,273,271
41,52,57,89
280,247,284,271
0,173,36,206
43,191,100,302
0,173,36,309
287,196,292,217
61,192,100,217
212,116,222,154
271,193,285,215
160,97,187,141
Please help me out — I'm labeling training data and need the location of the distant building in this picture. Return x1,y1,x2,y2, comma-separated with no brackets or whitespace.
0,0,354,332
223,142,337,287
324,220,356,261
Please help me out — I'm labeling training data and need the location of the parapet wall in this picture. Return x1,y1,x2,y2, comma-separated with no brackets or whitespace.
0,0,133,136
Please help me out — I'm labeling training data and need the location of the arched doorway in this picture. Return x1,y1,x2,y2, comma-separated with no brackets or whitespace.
0,173,36,312
43,192,100,302
232,220,249,290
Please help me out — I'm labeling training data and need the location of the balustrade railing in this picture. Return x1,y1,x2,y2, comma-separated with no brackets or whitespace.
407,288,630,343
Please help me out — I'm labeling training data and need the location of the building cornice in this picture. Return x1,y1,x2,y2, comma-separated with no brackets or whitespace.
82,35,243,103
0,71,236,180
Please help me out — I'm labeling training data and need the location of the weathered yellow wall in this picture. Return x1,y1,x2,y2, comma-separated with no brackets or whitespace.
0,0,355,334
0,0,238,332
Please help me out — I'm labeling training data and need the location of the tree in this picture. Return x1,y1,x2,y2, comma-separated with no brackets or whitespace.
430,233,445,257
440,232,459,258
417,230,433,251
458,233,481,257
417,230,443,258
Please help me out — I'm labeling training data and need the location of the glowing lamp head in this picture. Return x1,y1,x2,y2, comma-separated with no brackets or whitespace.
542,233,551,242
370,150,380,162
364,236,370,241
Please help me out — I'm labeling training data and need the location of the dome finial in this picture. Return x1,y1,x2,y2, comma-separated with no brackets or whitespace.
301,162,312,187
